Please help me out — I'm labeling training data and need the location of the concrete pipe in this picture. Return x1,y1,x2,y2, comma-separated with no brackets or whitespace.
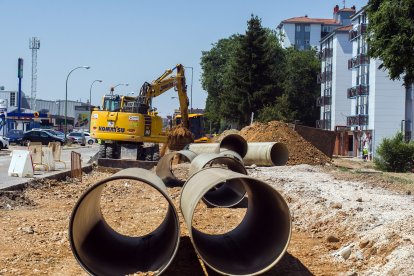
180,168,291,275
155,150,197,186
69,168,180,276
189,153,247,207
244,142,289,166
188,134,248,158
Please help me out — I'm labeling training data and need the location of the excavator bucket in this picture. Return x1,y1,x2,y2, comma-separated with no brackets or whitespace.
166,124,194,151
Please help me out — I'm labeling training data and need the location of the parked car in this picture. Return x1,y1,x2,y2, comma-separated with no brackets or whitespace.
5,129,24,145
67,132,86,146
42,129,66,140
83,132,95,145
0,136,9,150
22,130,64,145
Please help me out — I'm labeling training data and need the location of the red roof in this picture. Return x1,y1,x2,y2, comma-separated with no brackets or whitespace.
282,16,339,25
335,25,353,32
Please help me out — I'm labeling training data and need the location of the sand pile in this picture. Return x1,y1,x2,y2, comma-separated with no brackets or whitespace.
239,121,330,166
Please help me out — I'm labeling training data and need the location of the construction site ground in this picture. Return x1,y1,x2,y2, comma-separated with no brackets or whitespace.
1,157,413,275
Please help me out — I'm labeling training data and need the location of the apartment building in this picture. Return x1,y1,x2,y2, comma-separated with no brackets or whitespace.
346,8,407,158
277,5,355,50
318,6,410,158
317,25,353,132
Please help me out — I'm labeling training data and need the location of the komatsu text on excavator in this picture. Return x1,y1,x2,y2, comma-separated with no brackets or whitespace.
90,64,196,160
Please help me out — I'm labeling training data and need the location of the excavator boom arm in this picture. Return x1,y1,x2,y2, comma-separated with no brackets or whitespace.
145,64,189,128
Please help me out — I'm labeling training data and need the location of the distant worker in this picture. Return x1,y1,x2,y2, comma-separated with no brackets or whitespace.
362,146,369,161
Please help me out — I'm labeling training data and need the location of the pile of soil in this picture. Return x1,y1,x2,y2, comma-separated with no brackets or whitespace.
239,121,331,166
167,124,194,151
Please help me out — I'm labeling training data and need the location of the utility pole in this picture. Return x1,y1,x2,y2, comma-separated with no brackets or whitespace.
29,37,40,111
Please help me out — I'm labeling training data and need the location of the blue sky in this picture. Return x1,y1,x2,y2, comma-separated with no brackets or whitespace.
1,0,366,117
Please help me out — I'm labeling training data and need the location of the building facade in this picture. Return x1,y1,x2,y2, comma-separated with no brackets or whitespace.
318,7,410,158
277,5,356,50
317,25,353,132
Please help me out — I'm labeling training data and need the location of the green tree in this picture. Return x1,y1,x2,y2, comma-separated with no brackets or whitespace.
258,47,320,125
200,35,241,132
223,15,285,127
366,0,414,86
374,132,414,172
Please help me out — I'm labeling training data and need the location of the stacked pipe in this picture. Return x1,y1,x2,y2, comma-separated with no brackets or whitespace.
69,134,292,275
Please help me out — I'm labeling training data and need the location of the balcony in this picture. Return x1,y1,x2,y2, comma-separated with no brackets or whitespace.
348,53,370,69
316,119,331,129
347,84,369,99
347,115,369,127
317,71,332,84
349,23,367,41
316,96,332,107
320,48,333,61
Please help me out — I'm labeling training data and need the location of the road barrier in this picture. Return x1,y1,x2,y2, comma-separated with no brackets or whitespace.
8,150,34,178
189,153,247,207
180,167,291,275
188,134,248,158
244,142,289,166
155,150,197,186
69,168,180,276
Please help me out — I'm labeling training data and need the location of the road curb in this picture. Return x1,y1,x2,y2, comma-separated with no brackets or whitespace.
0,164,94,191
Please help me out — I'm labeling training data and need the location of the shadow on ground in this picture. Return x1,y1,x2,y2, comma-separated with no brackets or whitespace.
164,236,313,276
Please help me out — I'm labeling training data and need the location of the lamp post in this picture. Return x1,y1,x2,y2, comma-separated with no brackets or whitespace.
65,66,90,139
89,80,102,110
184,66,193,112
110,83,129,95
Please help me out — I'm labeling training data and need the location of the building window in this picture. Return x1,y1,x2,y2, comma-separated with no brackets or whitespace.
296,25,301,32
305,25,310,32
10,92,16,106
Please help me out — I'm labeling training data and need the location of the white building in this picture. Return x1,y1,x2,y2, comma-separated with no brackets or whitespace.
277,5,356,50
346,8,408,158
317,25,353,131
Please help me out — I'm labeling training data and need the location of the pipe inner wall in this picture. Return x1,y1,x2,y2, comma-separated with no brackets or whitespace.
189,153,247,207
156,150,197,186
180,168,291,275
69,168,180,276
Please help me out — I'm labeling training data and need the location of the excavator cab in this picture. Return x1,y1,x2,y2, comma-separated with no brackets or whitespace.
102,95,121,112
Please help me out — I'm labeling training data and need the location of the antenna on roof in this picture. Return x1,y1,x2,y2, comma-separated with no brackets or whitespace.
343,0,346,8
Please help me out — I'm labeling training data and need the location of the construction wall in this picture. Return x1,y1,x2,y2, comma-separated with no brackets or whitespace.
294,124,336,158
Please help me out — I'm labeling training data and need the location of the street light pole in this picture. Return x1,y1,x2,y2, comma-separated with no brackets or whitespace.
184,66,193,112
110,83,129,95
65,66,90,139
89,79,103,110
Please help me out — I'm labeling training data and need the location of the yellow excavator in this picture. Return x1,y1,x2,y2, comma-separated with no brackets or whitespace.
90,64,194,160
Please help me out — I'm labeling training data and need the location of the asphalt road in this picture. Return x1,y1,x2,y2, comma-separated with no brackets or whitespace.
0,144,99,190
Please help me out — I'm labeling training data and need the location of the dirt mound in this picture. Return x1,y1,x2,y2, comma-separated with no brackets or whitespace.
167,124,194,151
239,121,330,166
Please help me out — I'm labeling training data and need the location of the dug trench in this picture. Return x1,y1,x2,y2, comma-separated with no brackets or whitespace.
1,162,413,275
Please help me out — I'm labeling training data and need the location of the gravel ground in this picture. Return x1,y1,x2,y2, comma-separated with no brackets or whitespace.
1,162,413,275
248,164,414,275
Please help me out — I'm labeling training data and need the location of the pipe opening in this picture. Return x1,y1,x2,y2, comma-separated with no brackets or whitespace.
270,143,289,166
181,169,291,275
190,154,247,207
69,168,180,276
156,150,197,187
220,134,248,158
100,179,169,236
